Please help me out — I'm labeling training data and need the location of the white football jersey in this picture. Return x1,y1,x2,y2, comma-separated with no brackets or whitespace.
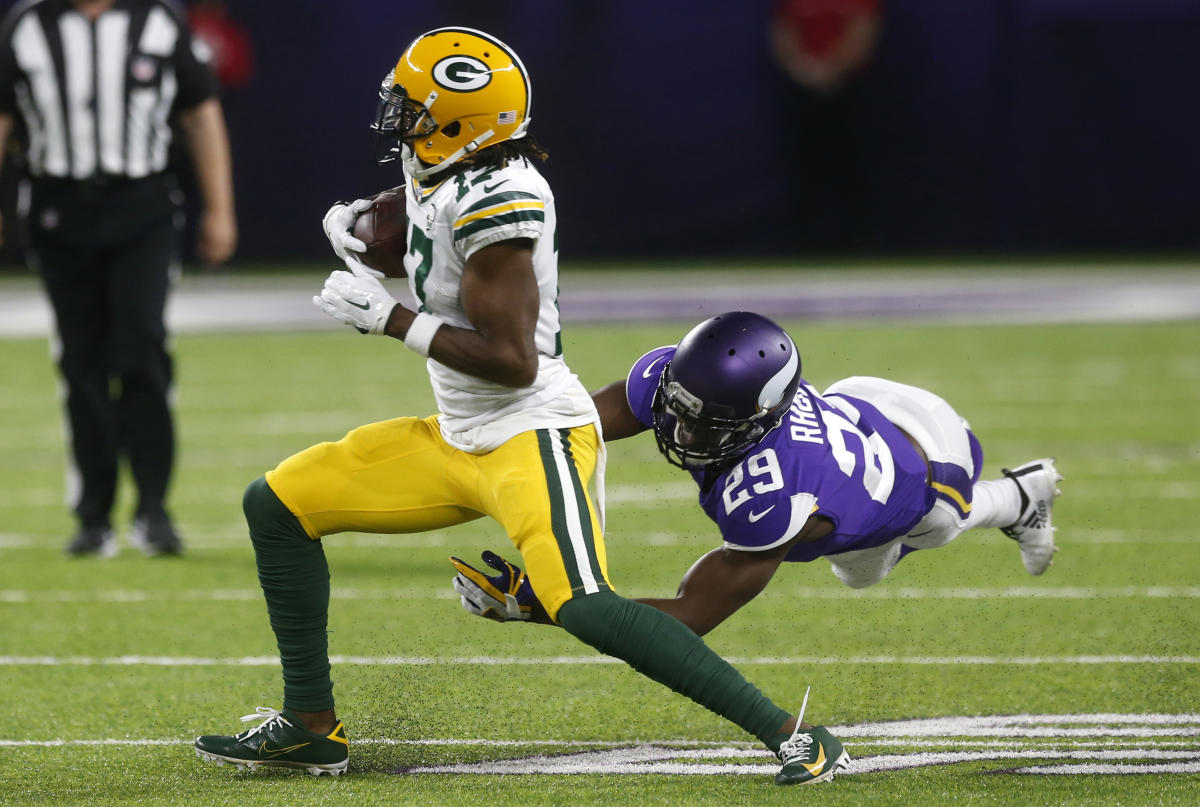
401,156,596,451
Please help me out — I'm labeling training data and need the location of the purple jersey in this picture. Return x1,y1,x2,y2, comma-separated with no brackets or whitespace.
626,347,935,562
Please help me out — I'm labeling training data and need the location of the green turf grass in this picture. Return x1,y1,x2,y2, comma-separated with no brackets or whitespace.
1,314,1198,806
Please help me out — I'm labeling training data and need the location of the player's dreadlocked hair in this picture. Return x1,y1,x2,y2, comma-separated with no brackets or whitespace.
463,135,549,170
413,136,548,187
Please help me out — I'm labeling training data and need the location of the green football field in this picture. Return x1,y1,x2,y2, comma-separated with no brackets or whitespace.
1,285,1198,805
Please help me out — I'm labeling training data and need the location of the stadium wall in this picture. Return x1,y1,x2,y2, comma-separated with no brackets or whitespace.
1,0,1197,264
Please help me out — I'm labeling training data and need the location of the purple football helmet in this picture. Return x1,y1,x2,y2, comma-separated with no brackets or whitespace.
652,312,801,470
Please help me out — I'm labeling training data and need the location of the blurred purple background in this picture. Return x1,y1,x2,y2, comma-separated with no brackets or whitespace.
4,0,1198,263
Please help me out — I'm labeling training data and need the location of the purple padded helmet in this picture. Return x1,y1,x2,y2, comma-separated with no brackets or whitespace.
652,311,801,470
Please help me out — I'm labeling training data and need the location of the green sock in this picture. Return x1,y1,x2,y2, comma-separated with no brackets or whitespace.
243,476,334,713
557,591,790,749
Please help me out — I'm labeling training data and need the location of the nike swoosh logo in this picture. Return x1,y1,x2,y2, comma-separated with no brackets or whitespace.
483,180,509,193
802,743,827,776
258,740,311,758
642,355,667,379
347,299,370,310
747,505,775,523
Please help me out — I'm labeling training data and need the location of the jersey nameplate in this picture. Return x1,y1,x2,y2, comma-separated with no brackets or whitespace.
789,387,824,445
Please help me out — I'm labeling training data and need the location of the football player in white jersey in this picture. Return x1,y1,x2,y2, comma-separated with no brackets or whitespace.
195,30,846,786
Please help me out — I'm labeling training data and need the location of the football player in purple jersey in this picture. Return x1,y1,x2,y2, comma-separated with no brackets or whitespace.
455,310,1061,634
452,311,1061,771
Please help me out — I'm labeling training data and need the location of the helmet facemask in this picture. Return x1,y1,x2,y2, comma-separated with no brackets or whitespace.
371,83,438,165
652,371,775,471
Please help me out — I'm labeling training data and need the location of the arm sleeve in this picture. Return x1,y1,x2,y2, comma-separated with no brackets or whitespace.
720,491,819,553
165,1,219,109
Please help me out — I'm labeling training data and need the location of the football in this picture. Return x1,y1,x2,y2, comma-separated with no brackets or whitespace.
352,190,408,278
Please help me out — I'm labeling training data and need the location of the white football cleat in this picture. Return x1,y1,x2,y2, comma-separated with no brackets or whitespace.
1000,458,1062,575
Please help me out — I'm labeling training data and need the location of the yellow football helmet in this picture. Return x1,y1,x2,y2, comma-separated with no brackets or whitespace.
372,27,532,180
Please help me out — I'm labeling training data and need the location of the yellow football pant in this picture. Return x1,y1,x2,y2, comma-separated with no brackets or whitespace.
265,415,611,618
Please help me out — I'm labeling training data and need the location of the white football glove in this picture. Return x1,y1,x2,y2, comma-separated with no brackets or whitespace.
313,269,397,334
321,199,383,278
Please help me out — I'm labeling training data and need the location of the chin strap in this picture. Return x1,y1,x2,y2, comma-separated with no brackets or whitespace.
406,129,496,181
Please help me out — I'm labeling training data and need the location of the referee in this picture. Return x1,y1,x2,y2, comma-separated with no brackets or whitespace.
0,0,237,556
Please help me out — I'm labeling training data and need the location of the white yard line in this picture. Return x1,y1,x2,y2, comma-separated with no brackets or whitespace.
3,585,1199,603
6,518,1200,551
2,654,1198,666
5,713,1199,748
7,714,1198,776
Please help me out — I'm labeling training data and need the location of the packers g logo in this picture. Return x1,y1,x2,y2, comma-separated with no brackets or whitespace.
432,56,492,92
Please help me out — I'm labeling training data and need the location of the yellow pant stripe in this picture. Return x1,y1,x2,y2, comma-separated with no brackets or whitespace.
931,481,973,514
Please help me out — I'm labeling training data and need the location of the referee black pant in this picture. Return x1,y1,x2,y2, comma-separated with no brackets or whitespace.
29,176,181,531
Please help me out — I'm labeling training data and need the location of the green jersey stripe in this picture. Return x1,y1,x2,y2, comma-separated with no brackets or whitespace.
455,209,546,241
461,190,540,216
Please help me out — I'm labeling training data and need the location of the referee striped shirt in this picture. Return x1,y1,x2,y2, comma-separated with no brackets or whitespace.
0,0,217,180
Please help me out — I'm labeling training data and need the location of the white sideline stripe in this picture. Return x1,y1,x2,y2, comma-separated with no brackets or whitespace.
9,742,1200,775
5,738,1199,749
12,714,1200,777
399,743,1200,776
846,713,1200,729
5,524,1200,549
405,753,1200,777
9,744,1198,775
4,585,1200,603
6,713,1199,748
0,738,724,748
2,654,1199,667
848,750,1200,775
1010,762,1200,775
606,482,696,505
